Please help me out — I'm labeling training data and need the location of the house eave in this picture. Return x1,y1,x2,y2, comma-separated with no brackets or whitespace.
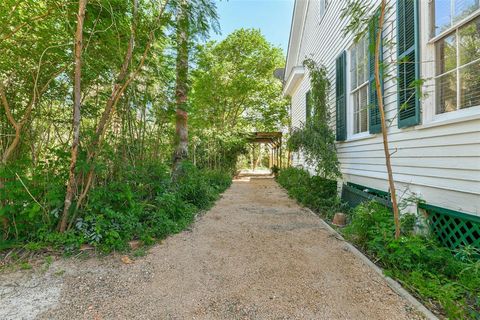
282,66,305,97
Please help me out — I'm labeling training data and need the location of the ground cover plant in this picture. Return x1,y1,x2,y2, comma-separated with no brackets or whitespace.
277,167,480,319
276,167,342,220
1,161,231,256
343,202,480,319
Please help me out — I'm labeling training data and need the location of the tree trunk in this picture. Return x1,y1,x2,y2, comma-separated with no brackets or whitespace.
59,0,87,232
172,0,189,178
375,0,401,239
70,0,155,220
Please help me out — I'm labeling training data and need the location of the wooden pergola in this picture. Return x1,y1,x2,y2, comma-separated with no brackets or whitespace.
246,132,283,168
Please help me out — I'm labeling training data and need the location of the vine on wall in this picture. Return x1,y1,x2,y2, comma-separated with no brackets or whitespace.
287,59,340,179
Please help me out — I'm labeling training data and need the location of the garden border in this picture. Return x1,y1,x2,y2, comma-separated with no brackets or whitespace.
303,207,439,320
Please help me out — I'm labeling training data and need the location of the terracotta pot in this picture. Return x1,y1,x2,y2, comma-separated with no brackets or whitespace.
332,212,347,227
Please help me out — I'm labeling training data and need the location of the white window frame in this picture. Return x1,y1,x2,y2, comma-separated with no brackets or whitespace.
429,0,480,41
347,38,371,139
420,1,480,126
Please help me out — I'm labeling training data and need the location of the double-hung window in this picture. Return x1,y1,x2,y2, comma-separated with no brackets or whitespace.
432,1,480,114
350,36,369,134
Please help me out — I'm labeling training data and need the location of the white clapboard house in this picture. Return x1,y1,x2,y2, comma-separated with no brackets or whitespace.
283,0,480,249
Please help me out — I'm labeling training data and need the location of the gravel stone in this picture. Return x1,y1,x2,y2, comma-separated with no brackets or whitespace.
2,175,424,319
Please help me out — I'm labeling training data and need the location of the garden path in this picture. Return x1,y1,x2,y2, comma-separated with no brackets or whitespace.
3,173,423,319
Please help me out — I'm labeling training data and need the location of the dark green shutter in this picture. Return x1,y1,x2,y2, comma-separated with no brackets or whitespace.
336,51,347,141
305,90,311,121
397,0,420,128
368,11,383,134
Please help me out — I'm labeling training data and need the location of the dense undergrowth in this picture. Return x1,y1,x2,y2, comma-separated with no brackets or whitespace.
277,167,480,319
1,161,231,254
276,167,343,220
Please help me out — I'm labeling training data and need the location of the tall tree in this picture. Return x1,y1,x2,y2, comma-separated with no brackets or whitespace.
171,0,220,176
190,29,288,132
59,0,87,232
172,0,190,177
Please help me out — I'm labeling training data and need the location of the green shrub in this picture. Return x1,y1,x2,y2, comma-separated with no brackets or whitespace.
172,162,218,209
270,165,280,176
0,155,68,243
201,168,232,194
1,160,231,254
277,167,341,219
344,201,480,319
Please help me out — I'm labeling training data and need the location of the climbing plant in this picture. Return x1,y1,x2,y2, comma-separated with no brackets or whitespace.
288,59,340,179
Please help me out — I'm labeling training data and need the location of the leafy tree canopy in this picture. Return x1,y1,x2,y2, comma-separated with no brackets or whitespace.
190,28,288,133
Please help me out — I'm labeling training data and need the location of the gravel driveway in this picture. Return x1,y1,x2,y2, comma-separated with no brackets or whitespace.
1,175,423,319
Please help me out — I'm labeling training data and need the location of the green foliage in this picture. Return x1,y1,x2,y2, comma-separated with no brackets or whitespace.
287,60,340,178
191,130,248,174
172,161,230,210
189,29,288,173
344,202,480,319
276,167,342,219
0,0,236,255
1,161,231,253
20,262,32,270
0,155,67,241
191,28,288,132
132,248,147,258
270,165,280,176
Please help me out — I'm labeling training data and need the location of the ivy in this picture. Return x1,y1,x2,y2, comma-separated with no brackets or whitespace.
287,59,340,179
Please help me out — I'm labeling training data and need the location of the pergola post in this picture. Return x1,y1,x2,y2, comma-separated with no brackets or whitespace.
272,147,276,167
276,147,279,167
269,145,273,168
279,141,282,169
275,145,279,168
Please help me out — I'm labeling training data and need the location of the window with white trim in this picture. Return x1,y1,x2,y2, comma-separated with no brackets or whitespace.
435,13,480,114
432,0,479,37
350,36,369,134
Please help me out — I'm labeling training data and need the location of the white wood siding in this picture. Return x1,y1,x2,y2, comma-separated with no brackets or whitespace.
285,0,480,216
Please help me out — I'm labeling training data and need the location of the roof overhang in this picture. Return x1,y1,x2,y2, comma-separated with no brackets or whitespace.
282,65,305,97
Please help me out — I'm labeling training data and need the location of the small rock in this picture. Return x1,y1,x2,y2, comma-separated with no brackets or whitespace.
121,256,133,264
